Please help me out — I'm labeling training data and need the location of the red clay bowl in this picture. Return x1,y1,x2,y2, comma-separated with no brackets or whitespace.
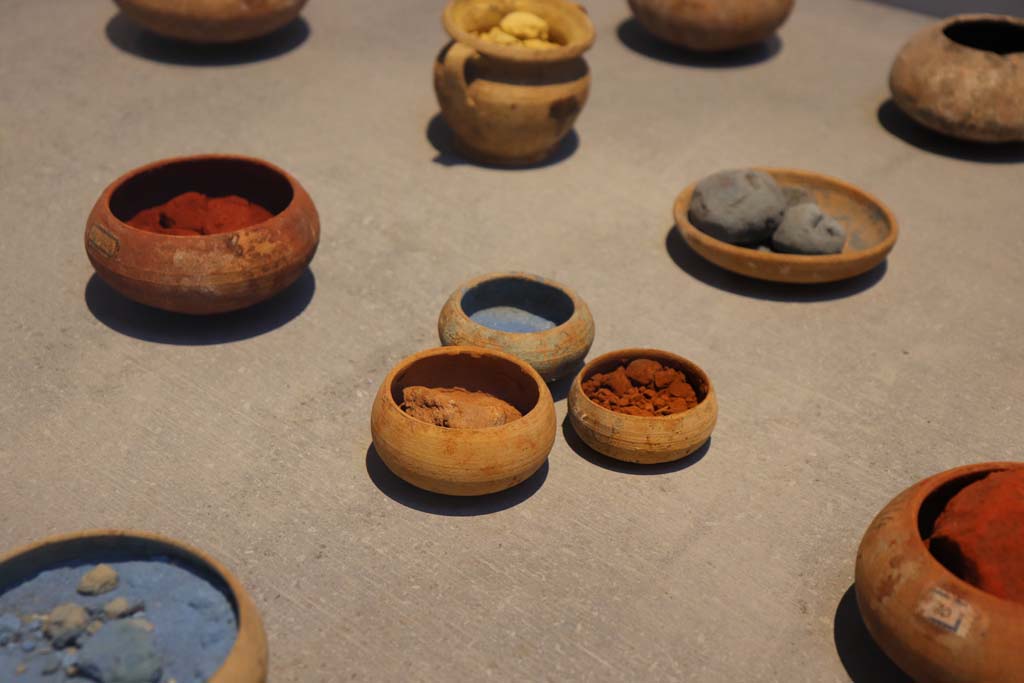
85,154,319,315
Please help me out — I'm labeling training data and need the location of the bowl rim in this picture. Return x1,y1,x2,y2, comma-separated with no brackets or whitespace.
383,345,551,431
674,167,899,268
906,461,1024,609
571,347,714,421
442,0,595,63
100,153,301,240
0,528,267,682
448,271,589,338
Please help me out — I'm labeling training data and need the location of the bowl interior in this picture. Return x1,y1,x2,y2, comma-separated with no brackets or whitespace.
0,534,236,613
768,171,891,253
916,466,1016,596
109,157,293,225
390,351,540,416
460,276,574,333
581,351,710,405
943,18,1024,55
446,0,592,48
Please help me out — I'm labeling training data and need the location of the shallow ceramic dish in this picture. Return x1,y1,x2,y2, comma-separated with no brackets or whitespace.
856,462,1024,683
437,272,595,382
567,348,716,464
85,154,319,315
674,168,898,284
628,0,794,52
370,346,556,496
435,0,595,166
890,14,1024,143
0,529,267,683
115,0,308,43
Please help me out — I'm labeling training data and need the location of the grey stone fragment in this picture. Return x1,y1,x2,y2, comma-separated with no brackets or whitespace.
45,603,89,648
771,203,846,255
78,564,119,596
77,620,162,683
0,613,20,645
783,186,815,207
41,653,63,675
688,169,787,245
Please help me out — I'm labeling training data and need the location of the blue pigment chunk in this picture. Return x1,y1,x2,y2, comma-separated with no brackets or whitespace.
0,559,237,683
470,306,556,333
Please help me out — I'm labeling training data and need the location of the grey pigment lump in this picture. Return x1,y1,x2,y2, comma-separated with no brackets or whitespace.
0,559,237,682
461,277,574,333
689,169,847,255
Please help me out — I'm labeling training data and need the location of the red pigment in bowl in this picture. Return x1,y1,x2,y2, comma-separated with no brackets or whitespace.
127,191,273,236
929,469,1024,603
583,359,698,416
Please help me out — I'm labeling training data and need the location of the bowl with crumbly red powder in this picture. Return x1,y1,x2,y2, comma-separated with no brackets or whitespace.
567,348,717,464
856,462,1024,683
85,154,319,315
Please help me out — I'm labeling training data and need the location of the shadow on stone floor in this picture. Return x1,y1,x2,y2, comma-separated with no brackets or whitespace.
877,100,1024,164
105,12,310,66
561,416,711,475
616,18,782,67
664,228,887,303
834,584,913,683
861,0,1023,17
84,269,315,345
426,114,579,169
365,445,547,516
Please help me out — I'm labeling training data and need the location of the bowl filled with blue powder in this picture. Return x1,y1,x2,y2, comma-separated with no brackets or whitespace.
438,272,595,382
0,530,266,683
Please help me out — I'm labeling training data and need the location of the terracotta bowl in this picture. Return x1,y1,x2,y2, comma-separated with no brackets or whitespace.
628,0,794,52
370,346,556,496
674,168,898,284
437,272,595,382
567,348,716,464
0,529,267,683
890,14,1024,143
85,154,319,315
114,0,308,44
856,462,1024,683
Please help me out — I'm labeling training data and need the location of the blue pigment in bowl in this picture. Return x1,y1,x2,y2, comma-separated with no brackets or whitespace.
461,277,574,334
0,558,237,682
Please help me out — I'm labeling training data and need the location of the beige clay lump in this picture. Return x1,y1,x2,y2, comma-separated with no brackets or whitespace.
402,386,522,429
477,11,560,50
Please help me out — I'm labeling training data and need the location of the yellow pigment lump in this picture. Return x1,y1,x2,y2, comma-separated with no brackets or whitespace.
477,11,560,50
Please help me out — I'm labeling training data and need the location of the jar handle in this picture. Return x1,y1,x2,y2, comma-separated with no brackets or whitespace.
443,41,477,108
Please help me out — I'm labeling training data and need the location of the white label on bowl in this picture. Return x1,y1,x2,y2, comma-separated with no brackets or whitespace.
917,587,975,637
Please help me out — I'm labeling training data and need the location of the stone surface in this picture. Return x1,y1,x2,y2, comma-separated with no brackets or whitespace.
688,169,787,245
2,1,1024,681
771,203,847,254
401,386,522,429
78,620,162,683
44,604,88,648
77,565,119,597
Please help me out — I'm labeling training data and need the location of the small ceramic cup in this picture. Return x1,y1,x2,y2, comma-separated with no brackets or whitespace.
85,154,319,315
114,0,308,43
370,346,557,495
0,529,268,683
890,14,1024,143
567,348,717,464
856,462,1024,683
437,272,595,382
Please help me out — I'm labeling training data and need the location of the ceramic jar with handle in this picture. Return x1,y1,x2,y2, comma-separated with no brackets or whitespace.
434,0,595,166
